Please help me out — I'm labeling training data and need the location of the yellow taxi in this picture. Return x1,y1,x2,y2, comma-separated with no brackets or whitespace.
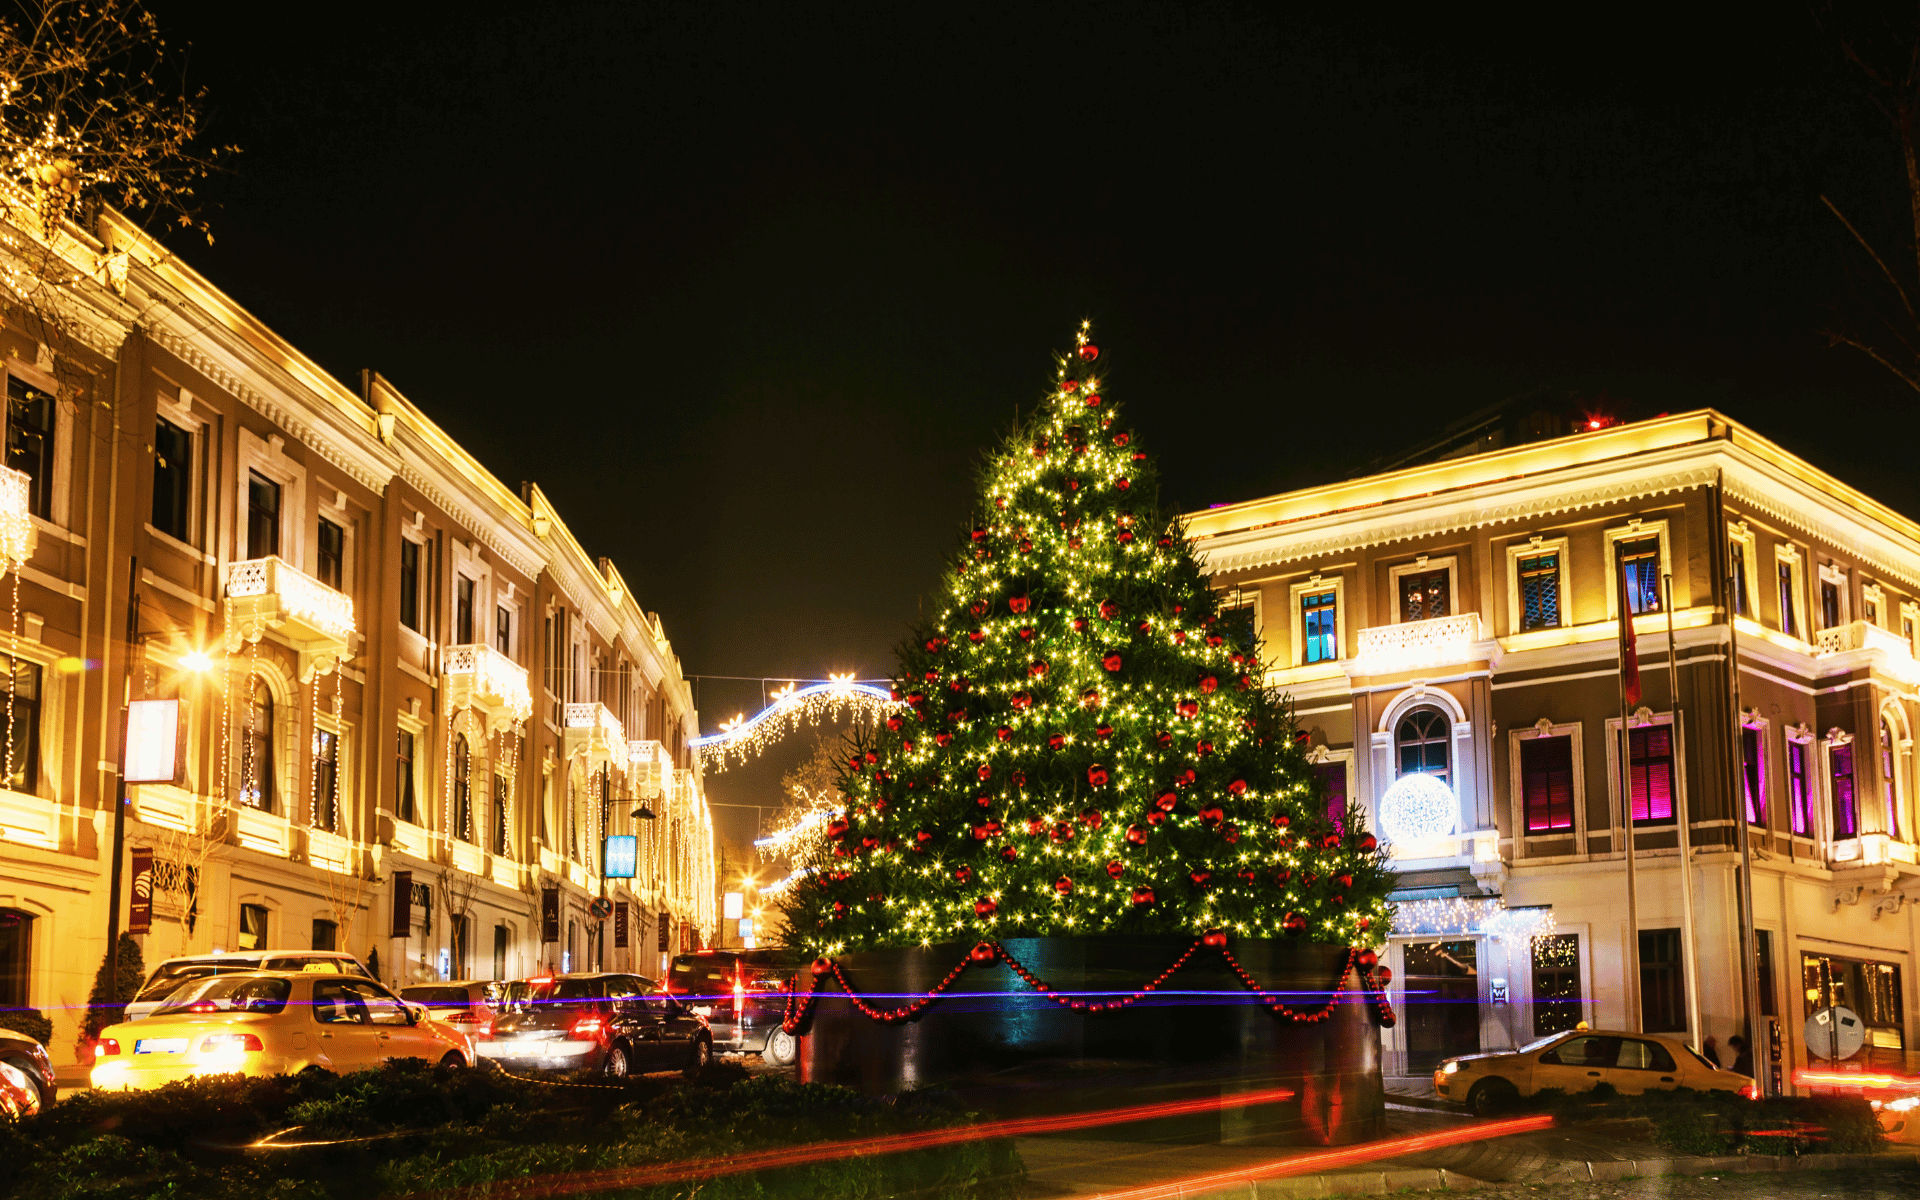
1434,1028,1756,1114
91,971,474,1090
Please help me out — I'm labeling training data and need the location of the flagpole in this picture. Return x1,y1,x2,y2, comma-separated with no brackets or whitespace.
1666,572,1702,1049
1618,563,1642,1034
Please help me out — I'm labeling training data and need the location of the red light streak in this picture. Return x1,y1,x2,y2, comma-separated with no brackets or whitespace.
1082,1114,1555,1200
401,1087,1297,1200
1794,1069,1920,1091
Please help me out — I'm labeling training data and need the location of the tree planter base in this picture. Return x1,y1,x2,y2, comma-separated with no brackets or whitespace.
794,935,1385,1145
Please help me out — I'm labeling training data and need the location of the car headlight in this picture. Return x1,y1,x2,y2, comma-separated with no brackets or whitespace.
1441,1061,1459,1074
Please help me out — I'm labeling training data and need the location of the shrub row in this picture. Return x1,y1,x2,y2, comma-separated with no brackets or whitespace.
1519,1084,1884,1156
0,1061,1026,1199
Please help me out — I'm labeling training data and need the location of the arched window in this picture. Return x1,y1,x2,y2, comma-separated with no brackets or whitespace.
1881,717,1906,842
1396,707,1451,783
241,682,275,811
453,734,472,842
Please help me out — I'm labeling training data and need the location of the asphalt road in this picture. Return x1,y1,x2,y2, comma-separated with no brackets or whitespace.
1487,1166,1920,1199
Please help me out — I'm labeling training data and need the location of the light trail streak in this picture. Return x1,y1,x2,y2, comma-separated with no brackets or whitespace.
402,1087,1297,1200
1794,1069,1920,1090
1081,1114,1556,1200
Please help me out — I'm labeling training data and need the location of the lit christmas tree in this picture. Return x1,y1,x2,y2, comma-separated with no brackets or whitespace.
783,325,1393,954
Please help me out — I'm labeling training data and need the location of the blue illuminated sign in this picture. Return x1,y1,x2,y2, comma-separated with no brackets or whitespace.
603,834,637,879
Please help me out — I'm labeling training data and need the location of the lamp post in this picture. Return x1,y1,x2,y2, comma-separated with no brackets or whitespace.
103,556,139,965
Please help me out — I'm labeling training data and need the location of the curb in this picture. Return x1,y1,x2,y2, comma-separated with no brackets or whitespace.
1157,1151,1920,1200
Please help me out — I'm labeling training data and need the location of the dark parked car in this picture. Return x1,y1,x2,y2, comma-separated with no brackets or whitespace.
0,1026,53,1112
665,950,800,1066
399,980,501,1040
478,973,709,1078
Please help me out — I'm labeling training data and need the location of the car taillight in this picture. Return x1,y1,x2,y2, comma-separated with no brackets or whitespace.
93,1038,120,1057
471,1017,493,1040
200,1033,263,1053
187,1001,216,1013
1741,1083,1760,1100
569,1014,607,1041
733,976,744,1021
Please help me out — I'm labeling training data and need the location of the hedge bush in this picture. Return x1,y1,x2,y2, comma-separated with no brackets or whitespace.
0,1008,53,1047
0,1060,1025,1199
1520,1085,1883,1156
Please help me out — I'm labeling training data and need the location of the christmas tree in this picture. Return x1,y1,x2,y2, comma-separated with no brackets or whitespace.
783,325,1393,954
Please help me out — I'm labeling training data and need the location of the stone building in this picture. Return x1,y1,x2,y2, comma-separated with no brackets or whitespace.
1191,411,1920,1091
0,212,714,1067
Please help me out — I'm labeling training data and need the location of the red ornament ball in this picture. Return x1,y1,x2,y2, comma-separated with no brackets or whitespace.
1356,949,1378,969
995,726,1012,741
1112,431,1130,446
1189,870,1212,888
1054,876,1074,895
975,897,998,917
1087,764,1109,787
977,764,993,781
1154,791,1178,813
1079,807,1104,828
1270,814,1291,828
1011,691,1033,710
811,958,834,978
1115,478,1131,491
1374,966,1393,984
1131,887,1156,906
1103,653,1124,672
1047,733,1065,750
1198,675,1219,694
1125,824,1149,846
1177,699,1200,718
1084,392,1102,408
1106,859,1125,878
1009,595,1032,614
1202,929,1228,948
1358,834,1378,852
970,942,997,964
1061,378,1080,393
1078,343,1100,361
1050,821,1075,843
1000,844,1019,861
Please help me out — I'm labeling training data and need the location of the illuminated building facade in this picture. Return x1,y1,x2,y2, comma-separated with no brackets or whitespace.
0,213,715,1066
1191,412,1919,1089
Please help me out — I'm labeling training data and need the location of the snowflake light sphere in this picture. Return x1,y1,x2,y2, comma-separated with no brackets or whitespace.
1377,772,1457,847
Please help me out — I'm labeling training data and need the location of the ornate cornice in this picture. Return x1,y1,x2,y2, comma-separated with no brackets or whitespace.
1724,464,1920,594
1199,463,1719,573
395,459,543,582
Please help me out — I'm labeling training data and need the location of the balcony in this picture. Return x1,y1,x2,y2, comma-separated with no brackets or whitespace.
1354,613,1487,675
563,702,627,772
629,740,669,798
225,556,355,680
0,466,34,572
444,644,533,734
1812,618,1920,683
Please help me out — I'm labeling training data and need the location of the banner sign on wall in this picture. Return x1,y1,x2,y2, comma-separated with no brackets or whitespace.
389,870,412,938
657,910,670,952
128,847,153,935
542,887,561,943
614,902,629,948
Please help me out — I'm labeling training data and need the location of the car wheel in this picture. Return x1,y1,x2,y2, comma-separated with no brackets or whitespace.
1466,1078,1516,1117
762,1027,798,1067
603,1043,630,1079
683,1036,711,1080
438,1052,467,1071
0,1061,40,1115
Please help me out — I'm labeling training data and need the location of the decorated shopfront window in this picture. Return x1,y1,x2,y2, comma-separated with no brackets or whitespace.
1803,953,1905,1069
1532,932,1581,1036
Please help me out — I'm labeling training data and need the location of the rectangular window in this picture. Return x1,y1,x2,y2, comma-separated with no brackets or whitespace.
1639,927,1686,1032
1757,929,1777,1018
246,471,281,560
493,771,509,856
396,729,416,824
1741,725,1765,825
312,727,339,831
241,683,274,812
1301,591,1336,663
1731,540,1750,617
151,417,191,541
0,656,41,794
1821,579,1842,630
1778,562,1799,637
1804,954,1905,1067
1866,597,1880,626
1218,603,1258,656
453,737,472,842
1906,615,1916,653
1532,933,1582,1037
316,518,343,590
1518,553,1561,630
238,903,269,952
1628,724,1676,824
496,605,512,655
1521,734,1576,832
6,376,53,519
493,925,508,981
312,918,337,952
456,575,475,644
1617,536,1662,615
1788,739,1811,836
1314,760,1347,835
1831,743,1857,838
1399,569,1449,622
398,539,421,631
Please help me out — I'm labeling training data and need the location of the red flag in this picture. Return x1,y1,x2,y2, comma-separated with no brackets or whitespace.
1618,562,1641,708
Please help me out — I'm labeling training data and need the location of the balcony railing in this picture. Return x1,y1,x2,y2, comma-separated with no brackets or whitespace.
1816,620,1914,660
225,556,355,678
0,465,34,571
629,740,669,798
564,702,628,771
444,643,533,729
1354,613,1485,673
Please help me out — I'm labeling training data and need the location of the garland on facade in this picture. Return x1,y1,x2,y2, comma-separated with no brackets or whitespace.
779,934,1396,1033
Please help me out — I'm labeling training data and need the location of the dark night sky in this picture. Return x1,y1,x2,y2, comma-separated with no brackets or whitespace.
159,2,1919,852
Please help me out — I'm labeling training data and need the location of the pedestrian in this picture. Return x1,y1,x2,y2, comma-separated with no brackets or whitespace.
1700,1035,1721,1068
1728,1034,1752,1077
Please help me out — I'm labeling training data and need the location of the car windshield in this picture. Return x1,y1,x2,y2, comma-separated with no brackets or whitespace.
154,974,292,1015
135,961,250,1002
496,978,646,1013
401,986,474,1007
1518,1032,1571,1054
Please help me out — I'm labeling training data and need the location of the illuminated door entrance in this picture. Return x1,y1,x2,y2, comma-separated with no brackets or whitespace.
1403,939,1479,1074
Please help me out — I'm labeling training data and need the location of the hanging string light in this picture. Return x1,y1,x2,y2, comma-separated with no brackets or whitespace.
693,676,894,771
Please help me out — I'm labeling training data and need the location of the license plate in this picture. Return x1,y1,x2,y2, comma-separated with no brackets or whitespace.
135,1038,189,1055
